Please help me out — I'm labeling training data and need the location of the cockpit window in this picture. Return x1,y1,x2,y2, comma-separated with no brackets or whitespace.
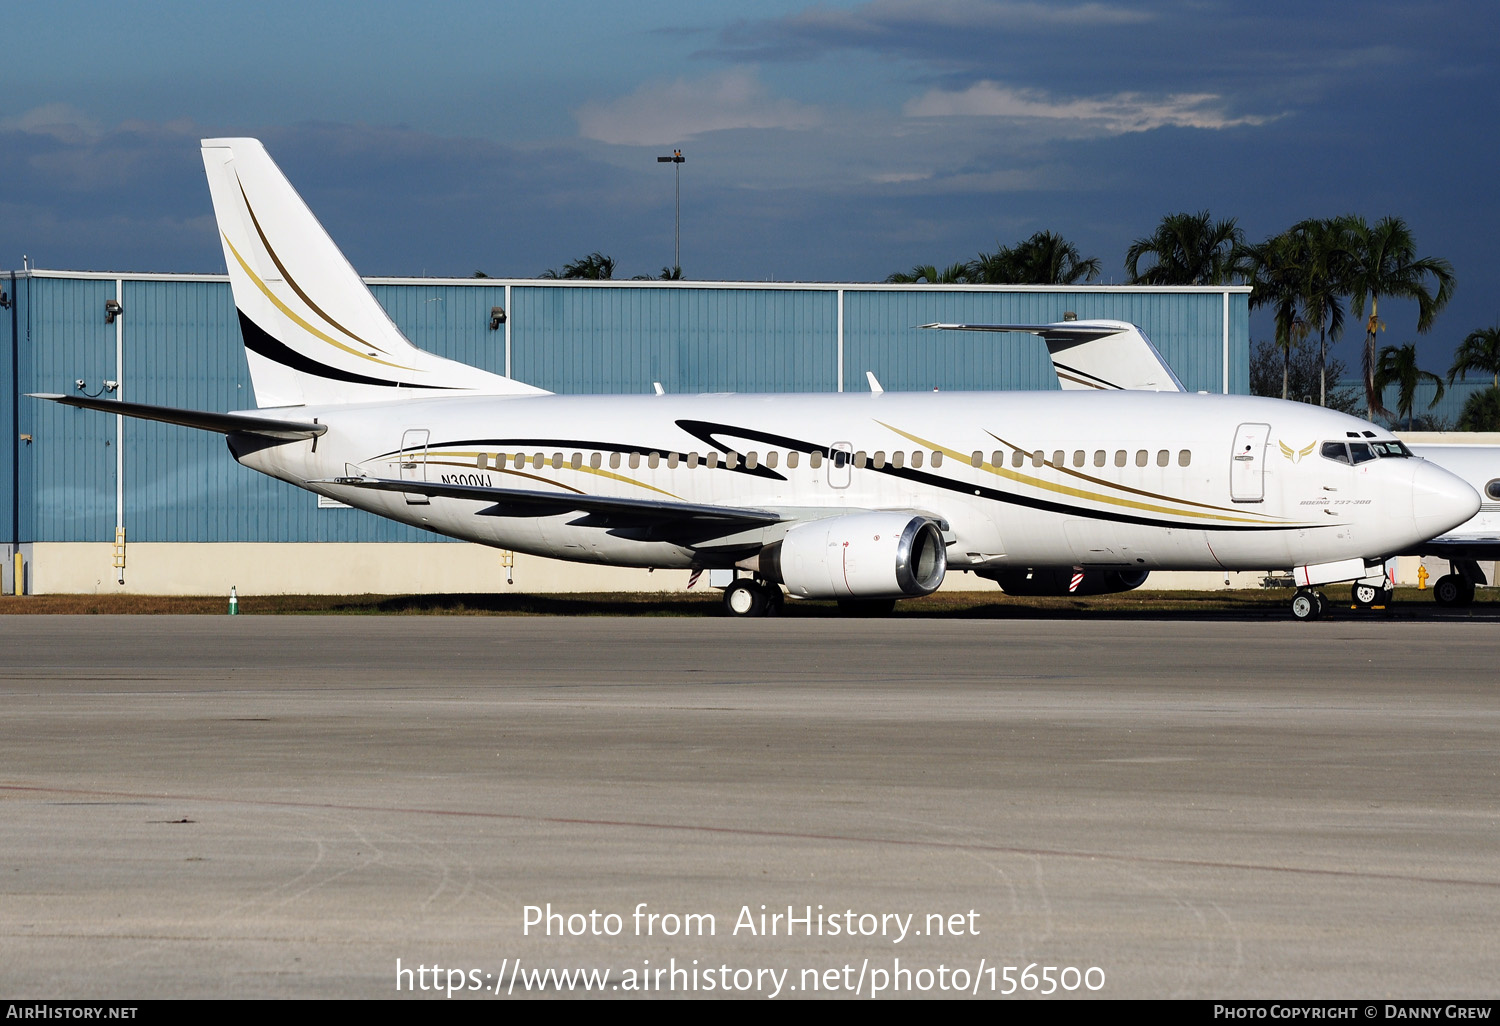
1348,442,1376,464
1369,440,1413,457
1321,442,1352,464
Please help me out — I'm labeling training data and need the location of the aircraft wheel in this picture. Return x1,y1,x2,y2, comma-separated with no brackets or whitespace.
763,585,785,617
1432,574,1474,607
1290,589,1322,621
1456,576,1476,606
1351,582,1382,607
837,598,896,617
723,579,767,617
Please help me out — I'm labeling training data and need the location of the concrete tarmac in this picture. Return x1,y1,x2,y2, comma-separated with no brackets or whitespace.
1,614,1497,1000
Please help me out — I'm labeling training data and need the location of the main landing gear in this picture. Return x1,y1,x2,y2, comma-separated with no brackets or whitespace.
722,578,785,618
1432,573,1476,607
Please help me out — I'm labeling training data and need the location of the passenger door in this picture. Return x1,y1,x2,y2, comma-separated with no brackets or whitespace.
1230,422,1270,502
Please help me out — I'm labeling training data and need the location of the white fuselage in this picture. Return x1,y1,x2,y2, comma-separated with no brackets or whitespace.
233,389,1475,574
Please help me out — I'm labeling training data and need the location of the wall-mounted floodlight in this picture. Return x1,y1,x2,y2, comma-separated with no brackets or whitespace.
104,299,123,324
0,288,9,309
489,306,506,331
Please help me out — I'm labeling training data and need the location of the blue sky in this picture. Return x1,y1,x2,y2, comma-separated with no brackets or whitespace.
3,0,1498,382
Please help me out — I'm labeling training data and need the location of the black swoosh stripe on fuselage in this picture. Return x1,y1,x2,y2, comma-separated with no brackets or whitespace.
379,419,1311,533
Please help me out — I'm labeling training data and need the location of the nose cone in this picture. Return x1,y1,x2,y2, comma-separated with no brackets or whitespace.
1411,460,1481,538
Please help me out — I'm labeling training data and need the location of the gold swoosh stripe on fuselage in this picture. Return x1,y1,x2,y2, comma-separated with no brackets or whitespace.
413,452,686,501
877,422,1291,526
223,232,418,372
986,431,1266,518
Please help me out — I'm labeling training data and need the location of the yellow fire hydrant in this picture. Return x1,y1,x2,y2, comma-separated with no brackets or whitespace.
1417,565,1429,590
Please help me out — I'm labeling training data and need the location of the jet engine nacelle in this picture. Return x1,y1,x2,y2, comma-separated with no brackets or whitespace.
982,567,1149,597
764,512,948,600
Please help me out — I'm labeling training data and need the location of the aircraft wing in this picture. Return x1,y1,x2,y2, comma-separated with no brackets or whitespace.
921,320,1185,392
319,475,784,527
29,393,327,440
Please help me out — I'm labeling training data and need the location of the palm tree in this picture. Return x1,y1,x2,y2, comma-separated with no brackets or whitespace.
1243,231,1309,400
884,263,972,284
1448,325,1500,388
1343,216,1456,420
1374,343,1445,430
540,252,616,279
972,231,1100,285
1125,210,1246,285
1291,216,1355,406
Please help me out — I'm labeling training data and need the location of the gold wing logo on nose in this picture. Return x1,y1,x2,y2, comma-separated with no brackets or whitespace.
1279,440,1316,463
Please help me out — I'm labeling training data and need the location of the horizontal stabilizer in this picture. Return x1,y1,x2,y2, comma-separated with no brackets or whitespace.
29,394,326,439
921,319,1185,392
318,475,784,526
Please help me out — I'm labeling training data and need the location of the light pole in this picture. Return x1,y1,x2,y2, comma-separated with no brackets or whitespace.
656,149,684,274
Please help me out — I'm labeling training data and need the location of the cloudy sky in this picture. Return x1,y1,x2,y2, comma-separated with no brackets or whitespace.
3,0,1497,378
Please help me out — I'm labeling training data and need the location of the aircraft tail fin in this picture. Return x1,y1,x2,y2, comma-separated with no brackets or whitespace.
200,138,547,408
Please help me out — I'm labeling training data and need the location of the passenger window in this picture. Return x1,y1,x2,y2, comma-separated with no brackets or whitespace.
1073,450,1085,468
532,453,545,469
992,451,1003,467
853,451,867,469
1052,450,1064,467
1156,449,1169,467
667,452,679,469
686,452,699,468
911,451,923,469
629,452,641,469
515,454,526,469
1135,450,1148,467
873,451,886,469
786,451,799,469
931,451,943,468
1321,442,1351,464
1349,442,1376,464
570,453,582,470
1011,450,1024,468
706,452,720,469
1031,450,1044,468
1178,449,1191,467
765,451,778,469
1114,450,1127,467
1094,450,1106,467
590,453,602,469
971,450,983,467
609,452,621,469
725,452,739,469
889,451,902,469
476,453,488,468
808,451,822,469
552,452,564,468
745,452,759,469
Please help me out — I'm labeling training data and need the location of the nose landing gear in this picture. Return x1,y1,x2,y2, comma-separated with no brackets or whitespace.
1290,588,1326,621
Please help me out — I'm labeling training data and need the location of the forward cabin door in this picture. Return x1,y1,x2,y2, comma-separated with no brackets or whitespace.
1230,422,1270,503
400,428,430,505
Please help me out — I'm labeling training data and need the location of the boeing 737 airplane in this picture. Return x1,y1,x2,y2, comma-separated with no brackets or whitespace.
29,139,1481,619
